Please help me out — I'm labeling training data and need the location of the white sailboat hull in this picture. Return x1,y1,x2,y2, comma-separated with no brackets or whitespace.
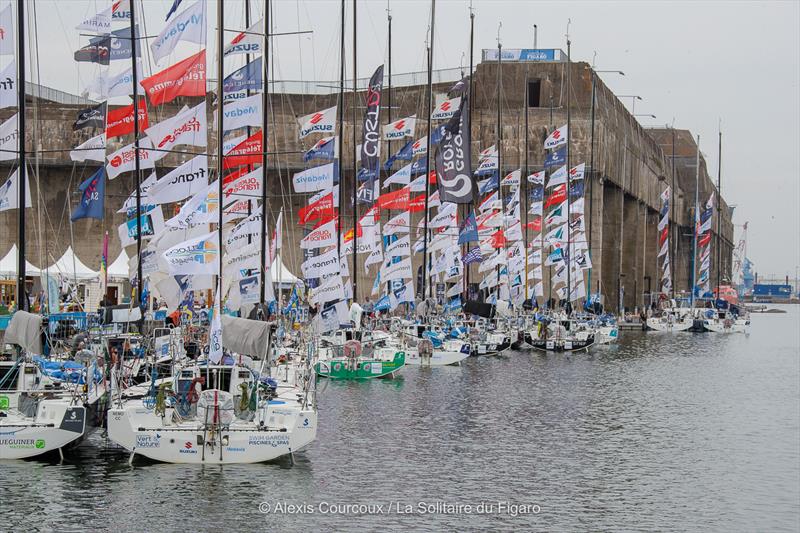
0,402,86,460
404,348,470,366
703,319,749,334
646,317,693,332
107,404,317,464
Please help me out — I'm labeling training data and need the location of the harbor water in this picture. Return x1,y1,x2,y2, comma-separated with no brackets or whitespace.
2,306,798,531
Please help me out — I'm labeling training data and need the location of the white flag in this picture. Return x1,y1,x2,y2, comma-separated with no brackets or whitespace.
383,163,412,189
0,168,31,212
383,114,416,140
544,124,567,149
163,231,219,275
76,3,113,33
501,169,521,186
148,154,208,205
548,165,567,188
412,136,427,155
118,205,165,247
106,138,155,179
292,162,334,194
408,173,427,192
300,218,337,250
431,97,461,120
569,163,586,181
145,102,207,159
298,106,337,138
386,235,411,257
167,181,219,228
224,17,263,57
150,0,207,64
0,60,15,108
0,3,14,56
118,171,156,213
429,203,457,228
385,210,410,235
380,257,412,282
310,275,345,305
0,112,17,161
208,289,223,363
222,93,262,132
301,248,339,279
223,166,262,202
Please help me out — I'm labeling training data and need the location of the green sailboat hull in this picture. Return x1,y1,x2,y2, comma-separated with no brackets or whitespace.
315,352,406,380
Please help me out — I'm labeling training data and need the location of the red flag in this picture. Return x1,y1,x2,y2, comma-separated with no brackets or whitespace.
223,130,262,169
698,233,711,247
659,226,668,245
544,184,566,209
428,169,437,184
106,99,148,139
377,186,410,210
408,193,426,212
299,191,335,224
526,216,542,232
222,166,250,187
312,212,338,229
140,49,207,106
489,229,506,249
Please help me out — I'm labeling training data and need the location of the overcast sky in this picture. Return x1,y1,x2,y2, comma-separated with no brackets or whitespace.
24,0,800,279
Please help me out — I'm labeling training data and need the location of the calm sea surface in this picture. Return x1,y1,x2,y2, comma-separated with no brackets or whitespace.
2,306,799,532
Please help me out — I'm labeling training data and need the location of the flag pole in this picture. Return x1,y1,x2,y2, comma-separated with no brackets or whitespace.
259,0,270,309
464,4,474,301
351,0,358,303
421,0,435,301
15,0,26,311
128,0,143,310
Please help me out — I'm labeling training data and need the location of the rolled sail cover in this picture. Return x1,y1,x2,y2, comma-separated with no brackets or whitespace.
4,311,43,354
221,315,273,358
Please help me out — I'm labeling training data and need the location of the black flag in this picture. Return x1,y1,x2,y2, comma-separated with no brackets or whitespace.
74,36,111,65
73,102,107,131
360,65,384,177
434,93,473,204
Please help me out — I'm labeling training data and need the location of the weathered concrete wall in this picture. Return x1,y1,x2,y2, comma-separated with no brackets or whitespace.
0,59,734,310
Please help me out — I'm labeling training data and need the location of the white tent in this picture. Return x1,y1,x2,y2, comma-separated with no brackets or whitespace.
270,255,301,288
45,246,99,280
0,245,41,277
107,249,130,281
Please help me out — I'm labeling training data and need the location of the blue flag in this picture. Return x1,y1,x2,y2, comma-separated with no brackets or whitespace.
304,137,336,162
223,57,262,93
357,167,377,182
458,211,479,244
430,124,448,147
478,174,498,195
445,297,462,313
544,147,566,168
90,25,139,62
410,156,428,175
569,181,584,199
165,0,183,21
529,185,544,202
71,168,105,221
374,294,391,312
384,140,413,170
461,247,483,265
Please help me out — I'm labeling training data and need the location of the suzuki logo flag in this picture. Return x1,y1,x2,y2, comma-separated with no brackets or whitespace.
544,124,568,149
298,106,337,139
431,97,461,120
383,114,416,141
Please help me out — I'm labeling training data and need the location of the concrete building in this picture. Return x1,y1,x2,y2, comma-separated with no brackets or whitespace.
0,49,733,312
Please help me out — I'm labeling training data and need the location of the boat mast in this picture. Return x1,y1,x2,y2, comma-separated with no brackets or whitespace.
670,125,675,300
336,0,345,258
464,3,474,300
128,0,143,309
565,37,572,309
716,124,722,293
351,0,358,302
15,0,25,310
523,75,529,302
496,25,503,304
385,1,391,297
690,134,700,308
217,0,225,302
259,0,270,308
421,0,435,300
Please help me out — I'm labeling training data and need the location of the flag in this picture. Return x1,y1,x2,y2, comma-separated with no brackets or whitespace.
410,157,428,175
223,167,262,202
385,211,410,235
544,147,566,168
165,0,183,20
293,163,335,194
434,93,473,203
0,168,31,212
0,61,14,109
70,133,106,163
221,93,262,132
105,99,149,139
544,184,566,208
298,191,335,224
140,49,206,106
384,140,413,170
222,130,262,169
462,247,483,265
383,114,415,140
431,97,461,120
383,163,412,189
223,57,262,94
70,168,105,221
0,4,13,57
547,165,567,188
376,186,410,210
478,174,499,195
145,102,207,157
208,290,223,363
298,106,337,138
151,0,206,64
148,154,208,204
76,3,113,33
458,210,479,244
544,124,567,149
0,114,17,161
106,138,156,179
73,102,107,131
300,218,337,249
304,136,336,162
360,65,384,175
74,35,110,65
224,17,262,56
163,231,219,275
